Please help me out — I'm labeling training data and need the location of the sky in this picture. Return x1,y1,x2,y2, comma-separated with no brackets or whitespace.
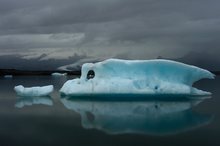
0,0,220,70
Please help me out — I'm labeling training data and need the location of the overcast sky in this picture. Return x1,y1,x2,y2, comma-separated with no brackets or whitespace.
0,0,220,68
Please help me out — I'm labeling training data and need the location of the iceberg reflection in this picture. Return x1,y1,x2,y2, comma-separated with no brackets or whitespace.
15,96,53,108
60,96,212,135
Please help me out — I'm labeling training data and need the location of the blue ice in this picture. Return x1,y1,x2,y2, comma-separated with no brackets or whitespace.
60,59,214,97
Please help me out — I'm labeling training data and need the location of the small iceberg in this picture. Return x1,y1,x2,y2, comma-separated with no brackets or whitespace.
14,85,54,97
51,72,67,77
15,96,53,108
60,59,214,97
4,75,13,78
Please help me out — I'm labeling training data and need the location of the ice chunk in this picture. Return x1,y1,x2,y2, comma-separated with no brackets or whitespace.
51,72,67,76
60,97,212,135
14,85,54,97
15,96,53,108
4,75,13,78
60,59,215,96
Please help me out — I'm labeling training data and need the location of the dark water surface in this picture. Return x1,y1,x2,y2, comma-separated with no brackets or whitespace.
0,75,219,146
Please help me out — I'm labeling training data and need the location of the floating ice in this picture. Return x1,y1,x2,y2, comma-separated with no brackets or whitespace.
14,85,54,97
51,72,67,76
61,97,212,135
4,75,13,78
60,59,214,97
15,96,53,108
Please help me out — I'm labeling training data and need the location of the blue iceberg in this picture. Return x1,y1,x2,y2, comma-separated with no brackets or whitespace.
60,59,214,97
14,85,54,97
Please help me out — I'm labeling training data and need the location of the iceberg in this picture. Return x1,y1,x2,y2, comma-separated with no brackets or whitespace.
51,72,67,77
14,85,54,97
4,75,13,78
15,96,53,108
60,59,214,97
60,97,212,135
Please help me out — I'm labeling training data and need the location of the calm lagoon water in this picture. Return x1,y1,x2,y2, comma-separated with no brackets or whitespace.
0,75,219,146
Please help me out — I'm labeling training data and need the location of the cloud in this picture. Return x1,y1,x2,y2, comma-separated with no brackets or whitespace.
0,0,219,68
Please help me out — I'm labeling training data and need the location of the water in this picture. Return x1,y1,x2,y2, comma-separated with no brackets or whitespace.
0,75,219,146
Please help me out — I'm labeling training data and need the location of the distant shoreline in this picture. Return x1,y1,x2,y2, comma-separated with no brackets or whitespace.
0,69,81,76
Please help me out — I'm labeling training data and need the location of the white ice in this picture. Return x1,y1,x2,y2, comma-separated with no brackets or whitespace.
4,75,13,78
14,85,54,97
60,59,215,96
51,72,67,76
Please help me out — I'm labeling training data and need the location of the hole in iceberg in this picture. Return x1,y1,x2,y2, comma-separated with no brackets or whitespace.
87,70,95,80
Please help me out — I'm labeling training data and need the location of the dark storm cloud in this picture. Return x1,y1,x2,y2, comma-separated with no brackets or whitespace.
0,0,146,31
0,0,220,68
